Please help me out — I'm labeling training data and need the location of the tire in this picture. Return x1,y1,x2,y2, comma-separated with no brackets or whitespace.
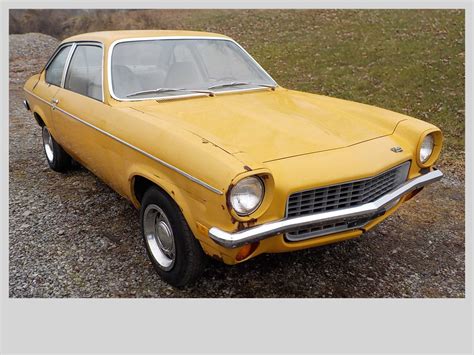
140,186,206,287
42,125,71,172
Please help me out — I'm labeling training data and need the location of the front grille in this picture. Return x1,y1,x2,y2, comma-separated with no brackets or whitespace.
285,161,411,241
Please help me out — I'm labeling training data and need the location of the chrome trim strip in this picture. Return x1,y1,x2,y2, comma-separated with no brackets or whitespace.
23,89,224,195
61,43,76,88
24,89,51,106
208,169,444,248
107,36,278,102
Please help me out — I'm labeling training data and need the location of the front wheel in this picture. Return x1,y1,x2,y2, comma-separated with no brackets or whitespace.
42,126,71,172
140,186,206,287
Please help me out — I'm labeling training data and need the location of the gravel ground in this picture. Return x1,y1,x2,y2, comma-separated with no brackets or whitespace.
9,34,465,298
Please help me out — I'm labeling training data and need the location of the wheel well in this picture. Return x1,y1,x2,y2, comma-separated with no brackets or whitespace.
133,176,171,204
33,112,45,127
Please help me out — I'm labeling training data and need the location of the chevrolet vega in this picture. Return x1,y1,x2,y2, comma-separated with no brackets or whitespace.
23,30,443,286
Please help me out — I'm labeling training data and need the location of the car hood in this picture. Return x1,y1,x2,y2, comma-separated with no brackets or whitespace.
134,88,408,163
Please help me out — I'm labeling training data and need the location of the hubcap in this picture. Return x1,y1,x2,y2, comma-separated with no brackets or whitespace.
42,126,54,163
143,204,176,270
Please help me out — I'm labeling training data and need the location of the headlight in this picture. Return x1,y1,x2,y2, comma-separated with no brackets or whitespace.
419,134,435,163
229,176,264,215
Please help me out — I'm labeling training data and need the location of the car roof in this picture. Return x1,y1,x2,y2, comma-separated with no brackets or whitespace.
62,30,231,46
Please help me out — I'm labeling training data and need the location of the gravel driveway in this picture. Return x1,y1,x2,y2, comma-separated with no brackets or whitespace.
9,33,465,298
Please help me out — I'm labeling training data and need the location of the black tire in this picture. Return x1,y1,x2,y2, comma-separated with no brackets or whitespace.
140,186,206,287
42,125,71,172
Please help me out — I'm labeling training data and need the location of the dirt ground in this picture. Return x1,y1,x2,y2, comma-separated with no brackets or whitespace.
8,33,465,298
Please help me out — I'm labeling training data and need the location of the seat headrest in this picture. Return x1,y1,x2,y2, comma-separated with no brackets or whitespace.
164,62,201,88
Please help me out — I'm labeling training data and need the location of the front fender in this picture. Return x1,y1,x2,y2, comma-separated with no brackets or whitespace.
392,118,443,168
125,164,237,261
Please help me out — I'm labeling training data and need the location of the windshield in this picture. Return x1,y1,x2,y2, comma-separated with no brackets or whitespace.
110,38,276,99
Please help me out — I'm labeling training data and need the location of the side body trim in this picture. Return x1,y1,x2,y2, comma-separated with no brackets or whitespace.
23,89,224,195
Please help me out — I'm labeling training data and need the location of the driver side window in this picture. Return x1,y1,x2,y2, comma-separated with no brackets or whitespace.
64,44,103,101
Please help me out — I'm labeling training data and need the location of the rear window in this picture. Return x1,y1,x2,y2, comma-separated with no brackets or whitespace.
45,45,71,87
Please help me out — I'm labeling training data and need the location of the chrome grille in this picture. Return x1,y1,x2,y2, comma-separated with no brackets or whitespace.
285,161,411,241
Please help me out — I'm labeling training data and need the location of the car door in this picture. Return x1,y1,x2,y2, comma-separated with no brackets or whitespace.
32,44,73,133
51,43,123,192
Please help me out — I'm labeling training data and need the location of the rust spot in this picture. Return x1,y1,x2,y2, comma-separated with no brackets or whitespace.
225,182,239,224
236,218,258,231
243,165,252,171
171,190,175,196
221,205,225,210
225,182,235,212
247,218,258,227
210,254,225,263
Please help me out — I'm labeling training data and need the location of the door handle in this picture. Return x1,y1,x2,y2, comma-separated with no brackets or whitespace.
51,98,59,110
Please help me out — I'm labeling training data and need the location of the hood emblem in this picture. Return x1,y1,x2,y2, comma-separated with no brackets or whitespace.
391,146,403,153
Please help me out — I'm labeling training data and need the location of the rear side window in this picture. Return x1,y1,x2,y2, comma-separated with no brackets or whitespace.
45,45,71,86
64,45,103,101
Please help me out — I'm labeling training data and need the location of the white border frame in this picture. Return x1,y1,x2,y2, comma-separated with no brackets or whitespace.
2,2,472,354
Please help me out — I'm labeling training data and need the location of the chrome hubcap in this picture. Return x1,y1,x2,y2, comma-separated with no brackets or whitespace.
42,126,54,163
143,204,176,270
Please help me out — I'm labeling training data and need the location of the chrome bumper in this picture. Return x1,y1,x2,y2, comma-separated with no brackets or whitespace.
23,99,30,111
209,169,443,248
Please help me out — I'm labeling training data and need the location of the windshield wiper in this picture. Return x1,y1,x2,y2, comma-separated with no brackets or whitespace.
126,87,214,98
126,81,275,98
207,81,276,90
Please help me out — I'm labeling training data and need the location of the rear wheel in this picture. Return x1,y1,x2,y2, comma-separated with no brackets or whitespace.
141,186,206,287
42,126,71,172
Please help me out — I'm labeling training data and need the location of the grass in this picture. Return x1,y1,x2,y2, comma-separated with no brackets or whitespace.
187,10,465,160
11,9,465,160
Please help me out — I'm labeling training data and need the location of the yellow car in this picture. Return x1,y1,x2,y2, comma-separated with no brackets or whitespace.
23,30,443,287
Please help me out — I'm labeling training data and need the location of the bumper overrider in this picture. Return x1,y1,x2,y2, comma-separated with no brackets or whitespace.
209,169,443,248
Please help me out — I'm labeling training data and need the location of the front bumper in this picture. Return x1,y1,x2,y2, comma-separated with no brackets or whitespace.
209,169,443,248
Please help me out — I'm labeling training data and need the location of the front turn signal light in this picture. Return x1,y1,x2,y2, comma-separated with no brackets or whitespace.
236,242,259,261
